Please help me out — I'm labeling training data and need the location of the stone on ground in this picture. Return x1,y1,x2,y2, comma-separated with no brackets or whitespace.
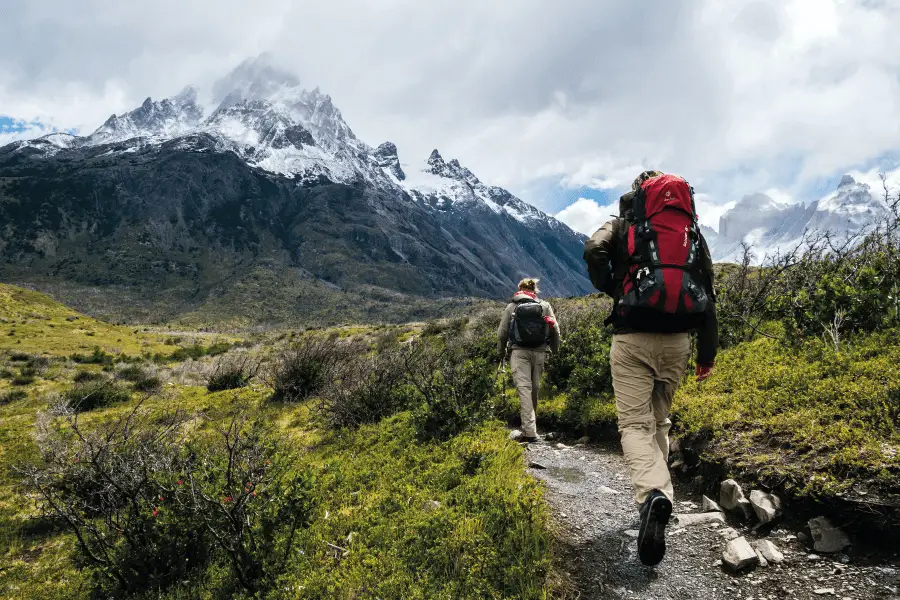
702,495,722,513
808,516,851,553
509,429,523,441
754,539,785,564
718,527,739,541
720,479,753,518
722,536,759,571
676,512,726,527
749,490,783,523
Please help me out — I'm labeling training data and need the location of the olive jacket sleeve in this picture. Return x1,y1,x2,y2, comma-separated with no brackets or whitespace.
583,218,624,295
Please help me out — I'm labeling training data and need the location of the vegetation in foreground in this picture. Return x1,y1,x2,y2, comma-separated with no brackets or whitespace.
0,288,553,599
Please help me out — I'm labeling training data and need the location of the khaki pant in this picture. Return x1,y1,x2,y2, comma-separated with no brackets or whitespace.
611,332,691,504
510,348,546,437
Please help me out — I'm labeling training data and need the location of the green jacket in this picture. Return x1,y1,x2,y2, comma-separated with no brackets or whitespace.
583,206,718,366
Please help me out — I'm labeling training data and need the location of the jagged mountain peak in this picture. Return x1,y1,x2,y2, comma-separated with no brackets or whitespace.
372,141,405,181
838,174,857,188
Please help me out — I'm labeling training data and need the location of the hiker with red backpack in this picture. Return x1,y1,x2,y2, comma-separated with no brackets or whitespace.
498,278,561,443
583,171,718,567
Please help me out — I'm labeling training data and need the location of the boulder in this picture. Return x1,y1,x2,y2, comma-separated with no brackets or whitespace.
749,490,783,524
702,495,722,513
720,479,754,519
754,539,785,564
808,517,851,553
722,536,758,571
508,429,523,441
718,527,740,541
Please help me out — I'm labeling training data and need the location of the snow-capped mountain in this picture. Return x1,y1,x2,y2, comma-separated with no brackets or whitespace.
707,175,888,262
0,56,591,323
14,56,568,233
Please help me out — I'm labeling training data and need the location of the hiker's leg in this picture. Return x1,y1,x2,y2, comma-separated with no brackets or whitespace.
611,333,670,504
531,350,546,413
511,349,537,437
651,333,691,468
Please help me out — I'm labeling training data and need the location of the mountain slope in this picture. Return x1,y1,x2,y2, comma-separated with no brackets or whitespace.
0,57,590,325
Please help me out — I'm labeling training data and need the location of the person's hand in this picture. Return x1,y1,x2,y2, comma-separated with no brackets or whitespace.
695,363,714,382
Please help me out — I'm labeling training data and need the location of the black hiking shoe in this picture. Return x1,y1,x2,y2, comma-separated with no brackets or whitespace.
637,490,672,566
522,435,540,443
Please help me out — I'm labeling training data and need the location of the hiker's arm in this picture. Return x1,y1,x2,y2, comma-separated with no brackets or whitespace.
545,302,561,354
696,233,718,369
583,219,620,294
497,306,511,359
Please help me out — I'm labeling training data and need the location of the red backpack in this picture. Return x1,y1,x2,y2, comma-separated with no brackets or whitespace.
615,174,710,319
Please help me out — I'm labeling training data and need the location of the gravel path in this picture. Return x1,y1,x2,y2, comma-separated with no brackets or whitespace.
525,438,900,600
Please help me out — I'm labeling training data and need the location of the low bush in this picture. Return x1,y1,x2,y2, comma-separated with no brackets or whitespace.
207,356,259,392
73,370,105,383
318,348,416,429
62,380,131,412
0,389,27,405
9,352,30,362
11,366,37,386
70,347,115,366
132,375,162,393
406,342,497,441
267,335,354,403
20,403,317,597
116,364,147,382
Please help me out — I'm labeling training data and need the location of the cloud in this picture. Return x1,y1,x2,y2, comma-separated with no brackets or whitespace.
555,198,616,237
1,0,900,215
0,117,54,146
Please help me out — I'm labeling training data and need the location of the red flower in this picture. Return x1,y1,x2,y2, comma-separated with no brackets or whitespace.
159,496,164,502
152,508,159,517
176,479,183,486
223,496,233,503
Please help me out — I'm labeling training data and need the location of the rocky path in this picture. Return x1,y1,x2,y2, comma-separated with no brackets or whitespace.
524,438,900,600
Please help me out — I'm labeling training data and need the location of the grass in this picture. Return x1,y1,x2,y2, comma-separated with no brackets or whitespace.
673,331,900,504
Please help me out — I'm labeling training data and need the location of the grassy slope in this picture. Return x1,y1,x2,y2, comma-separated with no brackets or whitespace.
675,332,900,504
0,283,174,356
0,286,553,599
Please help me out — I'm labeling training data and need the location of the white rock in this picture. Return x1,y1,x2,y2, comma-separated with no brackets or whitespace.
718,527,740,541
702,495,723,513
754,539,785,564
755,549,769,567
624,529,639,538
676,512,726,527
808,517,851,553
722,536,758,571
508,429,523,440
598,486,621,495
813,588,835,595
749,490,783,524
556,442,570,450
720,479,754,518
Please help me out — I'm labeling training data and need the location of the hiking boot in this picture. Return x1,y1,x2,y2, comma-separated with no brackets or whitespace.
521,435,541,443
637,489,672,566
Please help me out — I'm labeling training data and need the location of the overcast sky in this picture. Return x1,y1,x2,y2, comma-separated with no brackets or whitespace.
3,0,900,234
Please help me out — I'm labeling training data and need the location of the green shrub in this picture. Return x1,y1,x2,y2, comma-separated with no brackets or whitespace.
9,352,30,362
21,405,317,597
62,380,131,412
407,343,497,441
116,364,147,382
0,389,27,405
318,348,416,428
74,370,105,383
207,357,258,392
70,347,114,366
12,366,37,386
132,375,162,393
267,335,354,403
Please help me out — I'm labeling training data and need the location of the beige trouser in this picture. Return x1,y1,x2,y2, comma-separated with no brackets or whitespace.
611,332,691,504
510,348,546,437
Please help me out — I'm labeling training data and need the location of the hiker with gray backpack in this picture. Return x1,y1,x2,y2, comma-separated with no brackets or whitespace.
497,278,561,443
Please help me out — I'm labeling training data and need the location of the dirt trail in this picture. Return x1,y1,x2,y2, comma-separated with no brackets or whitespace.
525,438,900,600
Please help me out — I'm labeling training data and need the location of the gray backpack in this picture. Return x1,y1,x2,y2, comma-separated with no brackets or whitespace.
509,300,549,347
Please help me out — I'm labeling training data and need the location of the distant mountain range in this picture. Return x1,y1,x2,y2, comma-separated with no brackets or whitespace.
704,175,888,262
0,56,590,325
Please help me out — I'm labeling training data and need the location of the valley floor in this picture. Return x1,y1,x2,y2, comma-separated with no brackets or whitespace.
527,438,900,600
